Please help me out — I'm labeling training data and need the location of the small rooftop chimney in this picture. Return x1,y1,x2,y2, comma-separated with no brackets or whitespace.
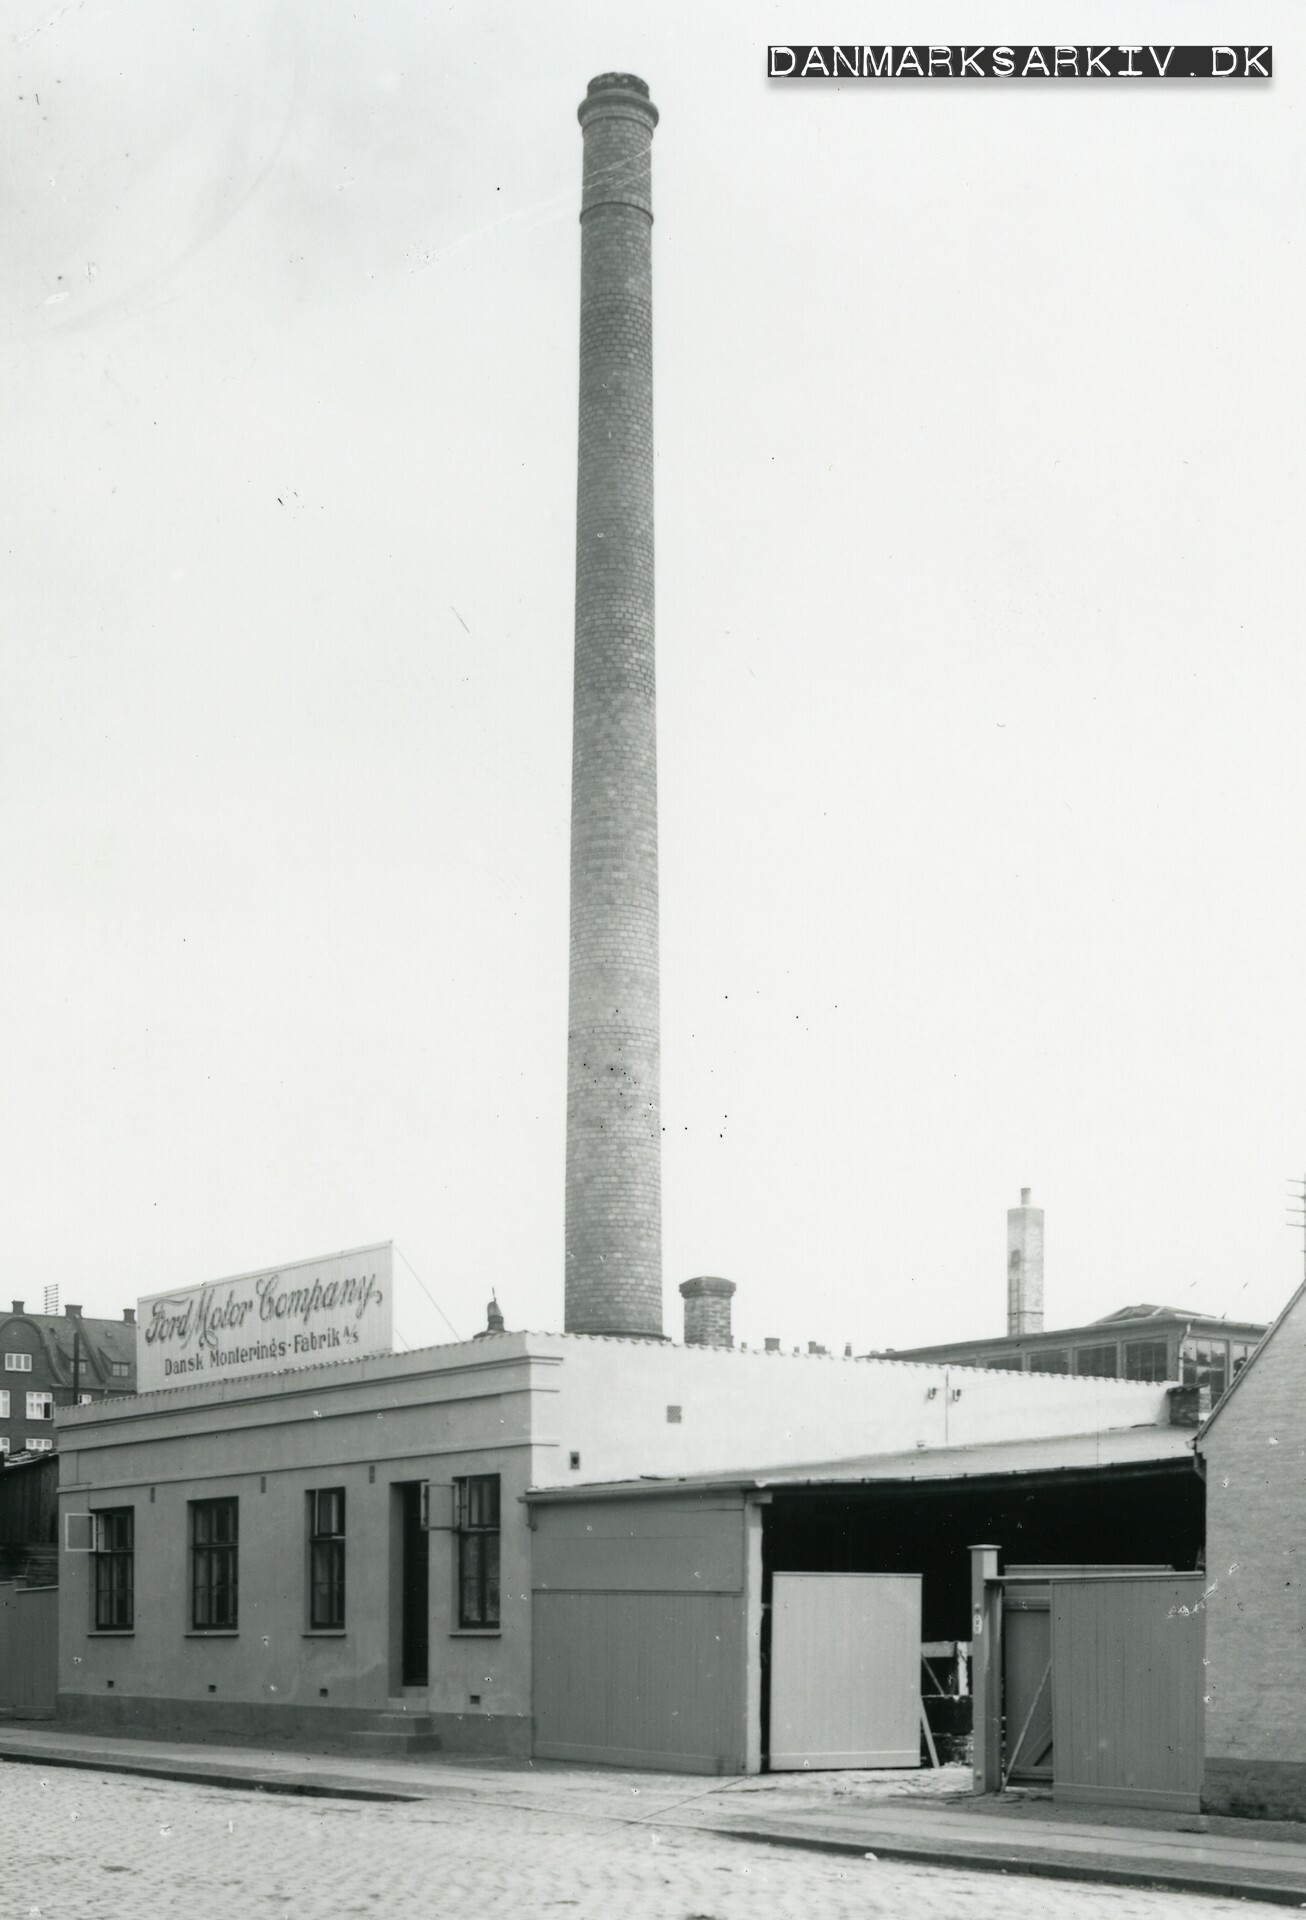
1007,1188,1045,1336
11,1300,24,1315
122,1307,136,1325
764,1336,781,1354
679,1276,735,1349
473,1294,506,1340
64,1303,83,1318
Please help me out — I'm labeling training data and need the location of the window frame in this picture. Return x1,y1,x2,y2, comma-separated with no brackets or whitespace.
308,1488,346,1631
454,1473,501,1630
26,1390,54,1421
1123,1338,1171,1382
0,1389,9,1418
190,1496,239,1631
24,1436,54,1452
4,1352,33,1372
93,1508,135,1632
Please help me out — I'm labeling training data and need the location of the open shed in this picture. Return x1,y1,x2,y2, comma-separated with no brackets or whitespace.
527,1424,1203,1774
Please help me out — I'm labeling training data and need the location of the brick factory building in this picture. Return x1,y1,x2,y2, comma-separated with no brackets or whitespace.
55,1318,1188,1762
43,75,1231,1787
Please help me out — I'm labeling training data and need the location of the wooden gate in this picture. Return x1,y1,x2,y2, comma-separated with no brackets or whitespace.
0,1581,58,1718
769,1572,921,1770
1051,1575,1205,1812
973,1554,1206,1813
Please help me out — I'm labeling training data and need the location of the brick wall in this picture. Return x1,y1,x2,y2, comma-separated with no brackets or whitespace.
679,1277,736,1349
565,76,663,1339
1201,1285,1306,1818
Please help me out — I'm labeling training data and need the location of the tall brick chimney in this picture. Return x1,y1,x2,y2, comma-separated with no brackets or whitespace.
564,73,663,1338
679,1276,735,1348
1007,1187,1045,1335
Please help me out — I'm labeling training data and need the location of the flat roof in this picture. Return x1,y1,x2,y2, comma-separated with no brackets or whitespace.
527,1422,1196,1504
884,1312,1266,1362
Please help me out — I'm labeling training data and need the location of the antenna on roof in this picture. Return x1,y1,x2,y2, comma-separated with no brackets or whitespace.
43,1285,58,1317
1287,1175,1306,1287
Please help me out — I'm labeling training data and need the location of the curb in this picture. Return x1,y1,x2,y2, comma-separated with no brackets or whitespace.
696,1821,1306,1908
0,1746,417,1804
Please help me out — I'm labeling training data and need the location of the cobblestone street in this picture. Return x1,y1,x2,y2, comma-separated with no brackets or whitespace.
0,1763,1262,1920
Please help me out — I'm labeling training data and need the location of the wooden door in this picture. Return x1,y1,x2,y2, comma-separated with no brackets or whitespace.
769,1572,921,1770
1051,1575,1205,1812
1003,1588,1054,1782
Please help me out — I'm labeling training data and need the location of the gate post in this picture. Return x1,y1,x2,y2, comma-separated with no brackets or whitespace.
969,1544,1002,1794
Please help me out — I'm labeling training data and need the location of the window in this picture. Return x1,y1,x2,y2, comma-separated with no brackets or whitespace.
455,1474,500,1629
1231,1340,1259,1378
27,1391,53,1421
1124,1339,1171,1382
0,1437,9,1456
191,1498,238,1629
1182,1339,1229,1402
24,1436,53,1452
110,1363,130,1379
308,1488,346,1630
0,1390,9,1418
78,1393,93,1405
1074,1343,1119,1378
1028,1349,1069,1374
94,1510,134,1630
4,1352,33,1372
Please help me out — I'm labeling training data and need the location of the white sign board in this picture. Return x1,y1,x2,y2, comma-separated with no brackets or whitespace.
137,1242,393,1392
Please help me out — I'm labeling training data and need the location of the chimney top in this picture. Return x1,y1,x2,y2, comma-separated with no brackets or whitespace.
1020,1187,1031,1206
578,73,659,130
64,1303,83,1318
587,71,650,99
764,1337,781,1353
122,1307,136,1325
11,1300,24,1315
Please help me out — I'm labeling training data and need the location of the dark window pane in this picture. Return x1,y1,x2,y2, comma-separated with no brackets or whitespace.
1124,1339,1170,1381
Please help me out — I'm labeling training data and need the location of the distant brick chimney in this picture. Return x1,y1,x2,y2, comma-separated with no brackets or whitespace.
122,1307,136,1325
1007,1188,1045,1336
64,1303,83,1318
679,1276,735,1348
11,1300,24,1315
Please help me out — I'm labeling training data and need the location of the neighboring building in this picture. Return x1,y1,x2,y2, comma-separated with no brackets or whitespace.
55,1325,1184,1758
881,1190,1265,1400
0,1451,58,1582
888,1304,1266,1400
1,1302,138,1461
1199,1277,1306,1820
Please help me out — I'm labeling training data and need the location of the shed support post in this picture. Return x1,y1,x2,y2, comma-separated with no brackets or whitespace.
969,1544,1002,1795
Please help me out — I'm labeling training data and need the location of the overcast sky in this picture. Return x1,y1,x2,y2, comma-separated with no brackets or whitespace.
3,1,1303,1357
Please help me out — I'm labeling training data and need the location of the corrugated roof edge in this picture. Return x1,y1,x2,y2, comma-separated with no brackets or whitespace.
526,1424,1197,1504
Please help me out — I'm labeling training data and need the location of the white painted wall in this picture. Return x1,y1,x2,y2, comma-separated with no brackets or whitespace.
525,1335,1172,1487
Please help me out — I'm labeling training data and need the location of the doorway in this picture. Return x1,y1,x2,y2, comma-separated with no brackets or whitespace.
394,1482,429,1688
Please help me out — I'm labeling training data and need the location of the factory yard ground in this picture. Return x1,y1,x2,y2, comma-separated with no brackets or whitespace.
4,1732,1306,1914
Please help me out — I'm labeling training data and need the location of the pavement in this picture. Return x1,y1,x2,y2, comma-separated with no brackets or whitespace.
2,1721,1306,1909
